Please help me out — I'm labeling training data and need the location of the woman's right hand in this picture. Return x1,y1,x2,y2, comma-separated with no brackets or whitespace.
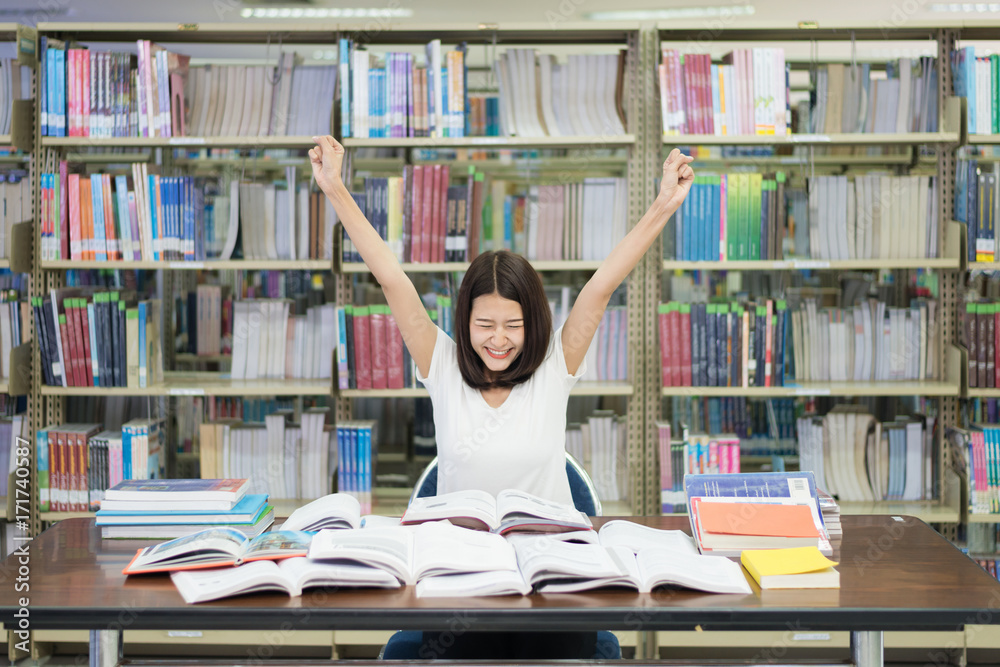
309,135,346,196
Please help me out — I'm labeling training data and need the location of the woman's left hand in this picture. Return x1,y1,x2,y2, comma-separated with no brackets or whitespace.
657,148,695,211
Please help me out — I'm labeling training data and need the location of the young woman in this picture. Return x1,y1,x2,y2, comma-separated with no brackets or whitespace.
309,135,694,658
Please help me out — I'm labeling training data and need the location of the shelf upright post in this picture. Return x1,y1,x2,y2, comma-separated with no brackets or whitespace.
937,28,961,535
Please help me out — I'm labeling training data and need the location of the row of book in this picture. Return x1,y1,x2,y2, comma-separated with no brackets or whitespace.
33,289,164,388
665,172,786,262
230,300,337,381
341,39,627,139
797,407,935,503
343,170,627,265
565,410,628,503
659,48,789,136
35,419,164,512
657,423,745,513
0,294,25,381
656,300,789,388
963,302,1000,389
336,420,377,515
199,410,335,504
811,58,940,135
956,160,998,263
0,174,30,260
0,59,31,136
951,426,1000,514
807,175,939,261
791,299,938,383
952,47,999,135
665,397,798,445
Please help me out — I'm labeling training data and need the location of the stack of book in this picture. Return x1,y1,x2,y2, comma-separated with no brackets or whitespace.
96,478,273,539
684,471,833,557
0,172,30,262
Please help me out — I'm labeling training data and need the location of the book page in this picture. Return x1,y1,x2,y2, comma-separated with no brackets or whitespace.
361,515,402,529
240,530,313,563
636,548,752,595
402,489,498,530
171,560,290,604
495,489,591,526
416,569,531,598
412,522,518,581
537,545,639,594
307,526,413,584
279,493,361,532
512,536,622,587
598,520,698,555
277,556,401,594
131,527,247,569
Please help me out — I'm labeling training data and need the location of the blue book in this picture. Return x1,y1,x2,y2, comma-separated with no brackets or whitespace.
91,177,108,261
339,38,352,138
54,46,66,137
104,478,249,504
148,175,161,261
684,471,822,519
96,494,267,524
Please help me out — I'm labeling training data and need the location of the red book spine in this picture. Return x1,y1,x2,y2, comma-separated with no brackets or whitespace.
61,302,81,387
103,175,119,260
59,161,70,260
353,307,373,390
680,306,693,387
74,430,87,512
411,165,425,263
682,56,696,134
668,306,680,387
436,165,450,262
77,300,94,387
387,314,405,389
82,49,91,137
421,165,436,263
658,306,670,387
369,307,388,390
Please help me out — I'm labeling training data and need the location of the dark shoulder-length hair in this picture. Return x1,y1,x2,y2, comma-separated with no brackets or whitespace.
455,250,552,389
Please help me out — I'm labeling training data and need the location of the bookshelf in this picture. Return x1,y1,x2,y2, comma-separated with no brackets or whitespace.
39,372,332,397
40,259,332,271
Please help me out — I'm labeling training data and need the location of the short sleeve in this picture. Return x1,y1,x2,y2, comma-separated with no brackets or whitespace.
549,323,586,387
415,326,456,392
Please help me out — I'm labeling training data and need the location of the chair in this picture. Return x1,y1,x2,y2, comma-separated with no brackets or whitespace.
409,452,603,516
381,453,619,660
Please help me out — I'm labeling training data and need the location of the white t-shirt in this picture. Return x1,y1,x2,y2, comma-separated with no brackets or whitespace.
416,324,586,506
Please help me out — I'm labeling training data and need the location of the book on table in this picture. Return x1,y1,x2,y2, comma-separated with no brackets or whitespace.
740,546,840,589
400,488,593,535
307,521,520,585
277,493,363,532
104,503,274,540
124,527,314,574
102,478,249,509
416,520,751,597
96,494,267,525
171,557,402,604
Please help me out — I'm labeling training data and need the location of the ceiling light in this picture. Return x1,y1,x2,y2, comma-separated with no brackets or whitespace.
241,6,413,20
585,5,755,21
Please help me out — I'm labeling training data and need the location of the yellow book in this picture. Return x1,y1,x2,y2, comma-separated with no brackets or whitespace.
740,546,840,589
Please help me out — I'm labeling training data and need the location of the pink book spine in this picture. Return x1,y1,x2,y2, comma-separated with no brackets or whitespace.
680,308,692,386
387,314,405,389
682,56,696,134
410,165,425,263
672,51,686,135
668,306,680,387
436,165,450,262
369,308,388,390
353,308,373,390
658,423,671,493
68,174,82,261
659,306,670,387
718,439,729,474
700,55,713,135
82,50,91,138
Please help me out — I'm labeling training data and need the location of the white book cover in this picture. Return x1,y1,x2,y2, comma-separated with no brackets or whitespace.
846,178,857,260
537,55,561,137
550,62,574,136
566,54,588,135
493,56,514,136
262,184,278,259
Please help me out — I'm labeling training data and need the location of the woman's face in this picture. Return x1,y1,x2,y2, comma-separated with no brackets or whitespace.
469,292,525,378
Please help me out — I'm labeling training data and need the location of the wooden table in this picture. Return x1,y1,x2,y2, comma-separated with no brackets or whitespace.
2,515,999,666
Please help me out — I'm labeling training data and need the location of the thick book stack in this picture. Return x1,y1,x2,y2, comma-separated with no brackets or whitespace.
342,171,627,265
952,425,1000,514
797,407,935,503
806,175,939,261
951,47,998,135
336,420,377,515
0,59,32,136
34,289,163,388
230,299,337,381
657,299,789,388
665,172,786,261
339,38,626,139
790,298,937,383
955,159,998,263
659,48,788,136
199,409,333,502
809,59,939,134
95,478,273,539
39,38,335,138
565,410,628,502
0,171,30,260
35,419,164,513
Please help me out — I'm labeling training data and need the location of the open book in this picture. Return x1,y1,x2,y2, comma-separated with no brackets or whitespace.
416,520,749,597
307,521,519,585
278,493,363,532
401,489,593,535
171,556,401,603
124,528,313,574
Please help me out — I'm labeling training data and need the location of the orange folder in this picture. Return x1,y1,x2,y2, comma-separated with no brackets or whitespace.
697,502,819,538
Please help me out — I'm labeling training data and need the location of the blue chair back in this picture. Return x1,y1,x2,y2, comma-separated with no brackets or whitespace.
410,452,602,516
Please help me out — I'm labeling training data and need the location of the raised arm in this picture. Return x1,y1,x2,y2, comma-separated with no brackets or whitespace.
310,135,437,378
561,148,695,375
